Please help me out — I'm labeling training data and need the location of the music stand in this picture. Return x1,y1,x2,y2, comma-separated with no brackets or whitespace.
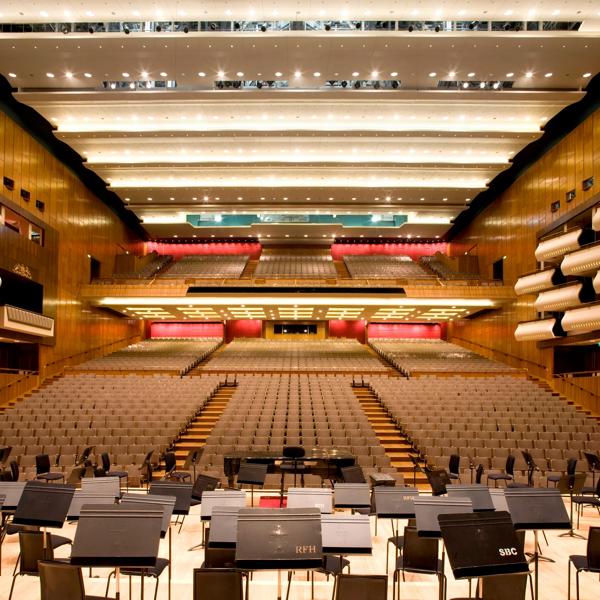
489,488,509,512
121,493,177,600
149,481,193,535
583,452,599,488
369,473,396,488
373,487,419,536
209,506,240,548
237,462,268,507
341,465,366,483
439,511,529,584
13,481,74,528
410,455,424,487
447,484,495,512
413,497,473,538
192,473,220,502
425,468,451,496
557,473,587,539
199,489,246,548
67,490,117,520
81,477,121,499
287,487,333,513
71,504,163,600
183,449,204,481
0,481,26,510
236,507,323,600
76,446,94,466
504,488,571,600
333,483,370,509
0,446,11,467
322,513,372,555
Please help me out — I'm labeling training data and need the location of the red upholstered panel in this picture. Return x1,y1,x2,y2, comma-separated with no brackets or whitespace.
146,242,262,259
367,323,446,339
225,319,263,342
329,320,366,343
150,322,224,338
331,242,448,260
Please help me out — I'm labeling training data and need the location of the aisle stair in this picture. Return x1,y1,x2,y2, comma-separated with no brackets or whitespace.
333,260,351,278
353,385,429,489
241,259,258,278
165,382,236,472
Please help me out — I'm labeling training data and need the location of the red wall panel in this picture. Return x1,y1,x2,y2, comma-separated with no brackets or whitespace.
146,242,262,259
225,319,263,342
331,242,448,260
367,322,446,339
329,320,366,343
150,322,224,338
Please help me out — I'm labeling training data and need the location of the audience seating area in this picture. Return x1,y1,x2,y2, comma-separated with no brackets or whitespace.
255,254,337,278
0,373,222,485
420,255,480,280
200,339,388,372
370,338,517,375
343,255,434,279
158,254,249,278
198,374,399,486
111,252,173,279
74,339,222,375
369,375,600,486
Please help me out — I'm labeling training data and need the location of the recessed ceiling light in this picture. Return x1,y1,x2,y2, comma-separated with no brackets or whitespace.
122,72,130,78
198,72,206,77
525,71,533,78
352,71,359,77
313,72,321,77
428,72,437,77
8,72,16,78
236,71,244,77
275,71,282,77
65,71,73,78
141,71,149,78
467,72,475,78
448,71,456,77
371,70,379,78
390,71,398,77
462,82,469,88
506,72,515,78
583,72,592,78
544,72,553,78
84,72,92,78
217,70,225,78
159,71,168,77
46,73,55,78
294,70,302,78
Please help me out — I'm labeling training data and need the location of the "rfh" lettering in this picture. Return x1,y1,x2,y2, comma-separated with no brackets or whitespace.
296,545,316,554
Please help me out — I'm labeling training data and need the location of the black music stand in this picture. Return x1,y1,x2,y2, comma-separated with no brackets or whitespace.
198,489,246,549
183,449,204,482
447,484,495,512
237,462,268,507
521,451,538,487
76,446,94,466
439,511,529,595
121,493,176,600
13,481,74,529
333,483,370,509
341,465,366,484
413,497,473,538
71,504,163,600
425,468,451,496
149,481,193,534
557,473,587,539
504,488,570,600
369,473,396,488
410,455,424,487
583,452,599,489
192,473,220,502
236,507,323,600
287,487,333,513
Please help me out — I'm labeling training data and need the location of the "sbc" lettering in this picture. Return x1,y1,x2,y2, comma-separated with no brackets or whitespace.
498,547,518,557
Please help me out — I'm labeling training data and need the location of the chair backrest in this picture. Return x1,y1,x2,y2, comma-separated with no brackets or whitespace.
101,452,111,472
10,460,20,481
19,531,54,575
566,457,577,475
342,465,367,484
39,561,85,600
505,454,516,476
164,452,176,472
334,574,388,599
402,526,439,572
481,573,528,600
36,454,51,475
449,454,460,474
475,464,484,484
193,568,243,600
587,527,600,570
283,446,305,459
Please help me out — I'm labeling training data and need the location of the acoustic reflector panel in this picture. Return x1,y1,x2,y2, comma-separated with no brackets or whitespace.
562,303,600,334
514,268,563,295
561,241,600,276
534,282,593,312
514,318,563,341
594,270,600,294
592,205,600,232
535,228,585,262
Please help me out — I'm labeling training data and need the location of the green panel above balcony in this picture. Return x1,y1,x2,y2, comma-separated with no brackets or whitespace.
186,213,407,228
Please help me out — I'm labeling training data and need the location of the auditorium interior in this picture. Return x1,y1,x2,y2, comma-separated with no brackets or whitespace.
1,2,600,599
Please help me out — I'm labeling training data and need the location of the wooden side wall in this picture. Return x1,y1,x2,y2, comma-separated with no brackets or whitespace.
0,109,144,379
449,107,600,415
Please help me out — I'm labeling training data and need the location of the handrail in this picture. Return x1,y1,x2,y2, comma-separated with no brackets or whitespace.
554,374,599,401
450,337,547,372
0,367,38,375
0,371,40,407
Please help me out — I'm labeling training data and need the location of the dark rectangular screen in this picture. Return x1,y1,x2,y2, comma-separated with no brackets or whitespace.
0,267,43,313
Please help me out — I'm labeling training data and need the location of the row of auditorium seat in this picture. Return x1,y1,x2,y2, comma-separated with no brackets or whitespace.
369,338,516,375
74,339,222,374
158,254,250,278
368,375,599,486
110,252,173,279
419,255,481,280
200,339,387,372
0,373,222,483
343,255,433,279
255,254,337,278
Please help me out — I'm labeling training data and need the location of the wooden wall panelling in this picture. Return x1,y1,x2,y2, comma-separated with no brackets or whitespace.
0,108,144,382
449,106,600,414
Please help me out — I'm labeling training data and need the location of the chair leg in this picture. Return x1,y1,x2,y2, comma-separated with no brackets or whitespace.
568,561,571,600
154,576,159,600
576,570,580,600
285,571,292,600
8,574,19,600
105,570,114,597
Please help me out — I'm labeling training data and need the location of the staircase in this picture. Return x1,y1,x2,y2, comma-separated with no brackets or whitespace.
333,260,351,278
187,343,227,375
171,383,236,468
353,385,429,488
241,260,259,278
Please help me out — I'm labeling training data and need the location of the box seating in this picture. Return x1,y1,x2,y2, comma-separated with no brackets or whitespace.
344,255,434,279
255,255,337,278
158,254,249,278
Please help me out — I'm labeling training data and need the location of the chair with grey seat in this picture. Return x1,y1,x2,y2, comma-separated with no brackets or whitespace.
448,454,461,483
487,455,515,487
193,568,244,600
105,559,169,600
334,574,388,599
548,456,577,487
100,452,128,489
449,572,529,600
39,560,114,600
35,454,64,483
572,478,600,528
9,531,54,600
568,526,600,600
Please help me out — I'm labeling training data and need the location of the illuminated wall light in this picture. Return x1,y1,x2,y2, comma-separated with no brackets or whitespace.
8,72,16,78
84,72,92,78
46,73,55,78
198,72,206,77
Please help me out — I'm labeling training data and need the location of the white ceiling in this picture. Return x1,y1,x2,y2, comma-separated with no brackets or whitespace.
1,18,597,241
1,1,600,21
